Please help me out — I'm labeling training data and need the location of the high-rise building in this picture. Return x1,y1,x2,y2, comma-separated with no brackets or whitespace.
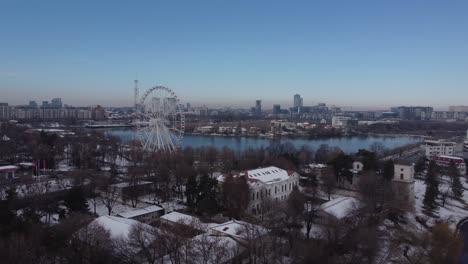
51,98,63,108
273,104,281,115
293,94,303,108
41,101,50,108
0,103,11,120
29,101,38,108
255,100,262,115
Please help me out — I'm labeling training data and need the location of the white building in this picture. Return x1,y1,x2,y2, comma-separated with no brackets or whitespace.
393,160,415,211
352,161,364,173
220,166,300,215
198,126,214,134
331,115,351,128
218,126,232,134
422,139,456,158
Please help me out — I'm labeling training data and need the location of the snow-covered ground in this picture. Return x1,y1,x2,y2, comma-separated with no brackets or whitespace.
0,178,75,199
413,176,468,228
88,196,151,217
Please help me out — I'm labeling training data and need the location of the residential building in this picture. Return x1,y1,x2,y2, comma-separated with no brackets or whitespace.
422,139,456,158
0,103,12,120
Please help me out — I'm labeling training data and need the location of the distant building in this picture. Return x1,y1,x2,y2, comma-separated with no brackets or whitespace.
293,94,303,108
51,98,63,108
255,100,262,116
272,104,281,115
449,105,468,112
422,139,456,159
117,205,164,224
0,103,12,120
29,101,38,108
331,115,353,128
91,105,107,120
41,101,50,108
393,106,433,120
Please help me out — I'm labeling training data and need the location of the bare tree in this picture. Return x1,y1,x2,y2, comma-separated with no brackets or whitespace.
321,167,336,201
101,185,119,216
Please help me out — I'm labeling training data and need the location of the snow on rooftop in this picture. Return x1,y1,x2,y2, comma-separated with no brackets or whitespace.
160,212,200,225
118,205,163,219
245,166,292,184
210,220,267,239
320,197,359,219
0,165,19,171
309,163,327,168
110,181,153,188
92,216,151,239
17,162,34,167
437,155,464,161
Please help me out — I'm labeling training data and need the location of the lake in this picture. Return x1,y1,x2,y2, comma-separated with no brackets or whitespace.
99,128,422,154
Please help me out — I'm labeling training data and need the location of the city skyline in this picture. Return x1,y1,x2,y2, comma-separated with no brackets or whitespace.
1,1,468,108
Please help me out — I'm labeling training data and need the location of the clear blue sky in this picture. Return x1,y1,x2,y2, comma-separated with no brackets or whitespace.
1,0,467,109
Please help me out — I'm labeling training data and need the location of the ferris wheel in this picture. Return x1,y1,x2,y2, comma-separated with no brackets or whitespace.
136,86,185,153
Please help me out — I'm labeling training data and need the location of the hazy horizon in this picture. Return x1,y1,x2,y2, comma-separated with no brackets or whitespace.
1,1,467,110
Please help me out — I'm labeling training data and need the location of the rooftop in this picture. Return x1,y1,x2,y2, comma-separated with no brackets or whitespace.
91,216,153,239
117,205,164,219
437,155,465,161
320,197,360,219
110,181,153,188
394,159,414,166
244,166,293,184
160,211,201,225
0,165,19,171
210,220,267,239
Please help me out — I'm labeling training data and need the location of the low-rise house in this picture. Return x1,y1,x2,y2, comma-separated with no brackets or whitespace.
163,219,268,264
422,139,456,159
319,197,360,221
0,165,19,180
117,205,164,224
159,211,206,233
